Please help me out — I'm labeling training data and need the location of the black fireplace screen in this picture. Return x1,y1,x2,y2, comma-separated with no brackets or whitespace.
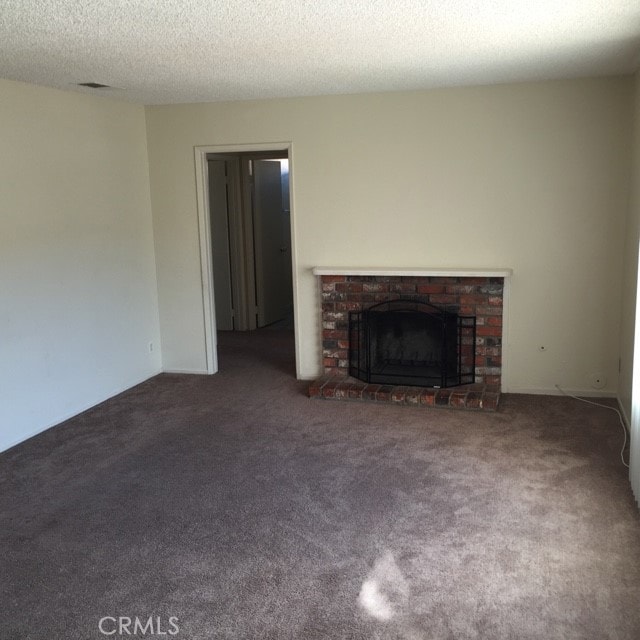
349,299,475,388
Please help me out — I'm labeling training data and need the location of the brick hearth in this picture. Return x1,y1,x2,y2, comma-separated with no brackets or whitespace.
309,376,501,411
309,269,509,411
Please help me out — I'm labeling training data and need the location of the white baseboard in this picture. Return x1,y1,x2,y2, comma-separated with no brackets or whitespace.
161,368,211,375
506,386,617,398
617,396,631,430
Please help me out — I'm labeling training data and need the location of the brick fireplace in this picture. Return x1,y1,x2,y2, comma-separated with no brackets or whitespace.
308,268,511,411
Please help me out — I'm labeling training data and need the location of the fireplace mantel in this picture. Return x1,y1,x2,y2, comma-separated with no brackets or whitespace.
312,267,513,278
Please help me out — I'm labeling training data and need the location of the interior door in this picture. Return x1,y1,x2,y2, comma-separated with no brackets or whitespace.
208,159,234,331
252,160,292,327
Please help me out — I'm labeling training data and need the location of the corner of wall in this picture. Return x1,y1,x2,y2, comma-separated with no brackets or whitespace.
617,71,640,421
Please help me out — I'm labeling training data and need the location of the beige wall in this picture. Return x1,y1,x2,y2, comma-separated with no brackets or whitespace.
619,72,640,421
146,77,633,393
0,79,161,451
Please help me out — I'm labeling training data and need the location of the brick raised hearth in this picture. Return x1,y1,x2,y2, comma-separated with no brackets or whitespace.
309,376,501,411
309,267,511,411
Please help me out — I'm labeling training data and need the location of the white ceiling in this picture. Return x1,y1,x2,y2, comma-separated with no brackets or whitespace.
1,0,639,105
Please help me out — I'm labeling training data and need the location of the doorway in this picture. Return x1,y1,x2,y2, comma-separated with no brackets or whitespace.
208,152,292,332
194,143,298,376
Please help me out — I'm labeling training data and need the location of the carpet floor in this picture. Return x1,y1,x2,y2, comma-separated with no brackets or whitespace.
2,329,640,639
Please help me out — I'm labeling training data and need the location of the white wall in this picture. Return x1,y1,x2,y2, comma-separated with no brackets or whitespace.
619,73,640,423
146,77,633,394
0,79,161,452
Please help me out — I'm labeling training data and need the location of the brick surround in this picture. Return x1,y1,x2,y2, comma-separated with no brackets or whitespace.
319,274,504,387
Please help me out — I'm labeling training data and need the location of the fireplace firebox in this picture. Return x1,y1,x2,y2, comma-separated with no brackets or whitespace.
349,299,475,388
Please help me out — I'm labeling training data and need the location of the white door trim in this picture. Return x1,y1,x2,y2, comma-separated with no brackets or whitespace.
193,142,300,376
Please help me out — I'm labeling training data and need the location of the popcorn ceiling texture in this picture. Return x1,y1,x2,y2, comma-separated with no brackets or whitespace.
0,0,638,104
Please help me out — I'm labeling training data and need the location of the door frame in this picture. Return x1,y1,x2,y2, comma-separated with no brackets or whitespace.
194,142,299,376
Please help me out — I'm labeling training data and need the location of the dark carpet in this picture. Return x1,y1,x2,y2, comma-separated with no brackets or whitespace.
2,329,640,640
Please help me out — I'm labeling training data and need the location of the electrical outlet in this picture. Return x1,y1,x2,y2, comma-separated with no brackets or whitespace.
589,372,606,390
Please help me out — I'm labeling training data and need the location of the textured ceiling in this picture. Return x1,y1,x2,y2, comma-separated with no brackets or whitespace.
1,0,639,105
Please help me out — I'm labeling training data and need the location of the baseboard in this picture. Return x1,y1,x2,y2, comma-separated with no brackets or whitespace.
617,396,631,431
161,368,211,375
0,368,162,454
506,386,617,398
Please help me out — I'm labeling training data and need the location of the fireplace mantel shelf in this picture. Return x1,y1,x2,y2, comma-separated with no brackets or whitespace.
312,267,512,278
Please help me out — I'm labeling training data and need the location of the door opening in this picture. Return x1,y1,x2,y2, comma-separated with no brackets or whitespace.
207,151,293,337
